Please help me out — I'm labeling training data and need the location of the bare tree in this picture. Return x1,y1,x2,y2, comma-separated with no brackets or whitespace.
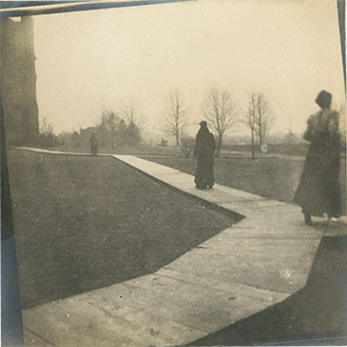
164,90,187,147
203,88,238,156
253,93,274,147
119,101,144,128
119,101,143,146
243,93,257,159
98,110,119,130
40,116,54,135
94,102,144,148
95,110,119,149
243,93,275,158
39,117,58,148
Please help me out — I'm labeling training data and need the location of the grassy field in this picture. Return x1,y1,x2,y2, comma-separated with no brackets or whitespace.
8,150,233,309
145,157,303,202
145,156,346,213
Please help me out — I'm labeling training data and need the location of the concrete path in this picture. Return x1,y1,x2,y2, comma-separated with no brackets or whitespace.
15,149,330,346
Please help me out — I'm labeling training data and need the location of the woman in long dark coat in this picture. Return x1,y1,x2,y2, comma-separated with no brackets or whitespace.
194,121,216,189
294,90,342,225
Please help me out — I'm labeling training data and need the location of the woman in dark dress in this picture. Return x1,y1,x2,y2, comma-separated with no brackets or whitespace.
294,90,342,225
194,121,216,189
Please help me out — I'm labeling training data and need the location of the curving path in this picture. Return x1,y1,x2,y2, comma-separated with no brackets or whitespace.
17,149,326,347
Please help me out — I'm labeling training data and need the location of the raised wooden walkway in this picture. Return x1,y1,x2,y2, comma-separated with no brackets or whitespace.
17,150,326,347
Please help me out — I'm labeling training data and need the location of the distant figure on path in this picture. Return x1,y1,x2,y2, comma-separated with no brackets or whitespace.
90,133,98,156
194,121,216,189
294,90,342,225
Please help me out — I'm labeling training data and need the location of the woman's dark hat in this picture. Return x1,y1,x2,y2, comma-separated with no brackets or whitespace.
315,90,332,108
199,121,207,127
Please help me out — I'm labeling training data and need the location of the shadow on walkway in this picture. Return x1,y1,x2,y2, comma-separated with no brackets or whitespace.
187,236,347,346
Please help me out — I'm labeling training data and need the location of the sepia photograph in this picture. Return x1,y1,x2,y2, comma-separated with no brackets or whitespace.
1,0,346,346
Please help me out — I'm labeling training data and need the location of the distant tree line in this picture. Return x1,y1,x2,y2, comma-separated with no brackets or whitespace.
163,88,275,157
40,102,143,150
39,89,277,155
94,106,142,148
39,117,59,148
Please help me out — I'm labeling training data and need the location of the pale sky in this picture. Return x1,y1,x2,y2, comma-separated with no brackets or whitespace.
33,0,345,140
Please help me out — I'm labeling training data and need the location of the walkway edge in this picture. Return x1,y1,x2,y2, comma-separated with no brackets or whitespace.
14,148,324,347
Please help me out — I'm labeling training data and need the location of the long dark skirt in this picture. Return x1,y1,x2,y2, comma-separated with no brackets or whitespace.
294,141,342,217
194,156,214,188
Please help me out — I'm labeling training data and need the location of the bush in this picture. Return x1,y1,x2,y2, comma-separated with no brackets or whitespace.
180,136,195,158
39,133,59,149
